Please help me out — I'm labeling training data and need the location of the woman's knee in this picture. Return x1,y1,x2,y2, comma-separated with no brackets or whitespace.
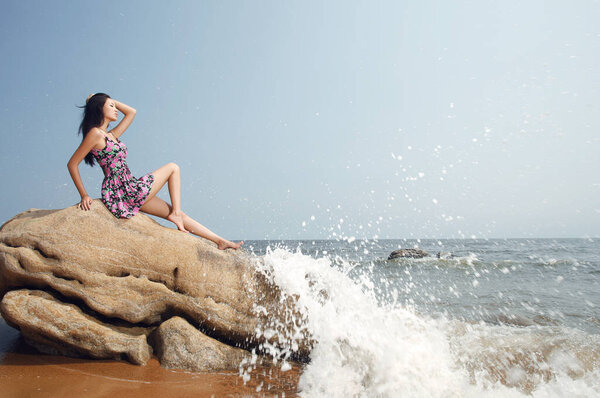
162,162,179,177
167,162,180,173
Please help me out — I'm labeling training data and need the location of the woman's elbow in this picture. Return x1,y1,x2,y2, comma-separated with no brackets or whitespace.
67,159,78,171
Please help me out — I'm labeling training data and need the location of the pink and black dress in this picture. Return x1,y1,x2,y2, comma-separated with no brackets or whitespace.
91,135,154,218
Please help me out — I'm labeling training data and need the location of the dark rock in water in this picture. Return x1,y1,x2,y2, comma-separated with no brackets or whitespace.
388,249,429,260
436,252,454,259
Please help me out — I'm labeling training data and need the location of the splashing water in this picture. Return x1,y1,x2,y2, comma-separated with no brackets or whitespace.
245,245,600,397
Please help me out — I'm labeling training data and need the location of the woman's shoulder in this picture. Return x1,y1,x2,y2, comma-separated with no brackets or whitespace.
85,127,107,150
86,127,106,141
87,127,105,137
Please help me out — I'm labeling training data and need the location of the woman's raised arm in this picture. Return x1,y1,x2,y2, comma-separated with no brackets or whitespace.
67,128,104,210
108,99,136,139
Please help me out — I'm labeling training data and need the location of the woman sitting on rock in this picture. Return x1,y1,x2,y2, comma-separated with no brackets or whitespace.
67,93,243,250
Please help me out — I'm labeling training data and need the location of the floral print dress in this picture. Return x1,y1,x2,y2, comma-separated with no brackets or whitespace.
91,135,154,218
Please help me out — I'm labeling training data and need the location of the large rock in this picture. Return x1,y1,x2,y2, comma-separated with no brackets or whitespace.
153,316,252,371
0,289,152,364
0,201,309,368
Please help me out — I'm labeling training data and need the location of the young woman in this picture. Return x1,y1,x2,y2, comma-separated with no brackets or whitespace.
67,93,243,250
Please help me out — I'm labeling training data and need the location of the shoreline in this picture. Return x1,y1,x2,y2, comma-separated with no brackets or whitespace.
0,317,301,397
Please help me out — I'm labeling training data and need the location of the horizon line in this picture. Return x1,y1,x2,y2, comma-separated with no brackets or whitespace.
234,237,598,241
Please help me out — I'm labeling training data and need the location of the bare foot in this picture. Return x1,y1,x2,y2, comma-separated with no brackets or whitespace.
217,239,244,250
168,211,189,233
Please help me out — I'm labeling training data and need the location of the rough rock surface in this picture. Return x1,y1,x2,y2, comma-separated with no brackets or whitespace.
388,248,430,260
0,201,308,369
153,316,252,371
1,289,152,364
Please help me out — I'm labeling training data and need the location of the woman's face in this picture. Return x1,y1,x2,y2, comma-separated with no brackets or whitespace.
102,99,118,122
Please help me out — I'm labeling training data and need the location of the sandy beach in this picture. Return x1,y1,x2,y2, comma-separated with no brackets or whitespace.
0,317,300,397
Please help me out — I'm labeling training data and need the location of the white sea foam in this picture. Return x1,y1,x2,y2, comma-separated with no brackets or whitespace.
248,247,600,397
388,252,481,267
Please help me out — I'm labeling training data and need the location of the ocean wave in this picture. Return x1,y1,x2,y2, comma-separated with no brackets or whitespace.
385,253,481,267
484,314,561,328
535,259,580,267
246,247,600,397
449,321,600,395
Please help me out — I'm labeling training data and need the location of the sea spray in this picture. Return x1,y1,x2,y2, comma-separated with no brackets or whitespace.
243,244,600,397
249,247,468,396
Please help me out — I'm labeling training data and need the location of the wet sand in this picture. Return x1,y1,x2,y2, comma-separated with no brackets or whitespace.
0,318,300,397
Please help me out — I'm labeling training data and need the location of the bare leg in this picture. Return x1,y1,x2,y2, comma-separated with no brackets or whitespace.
140,196,243,250
144,162,187,232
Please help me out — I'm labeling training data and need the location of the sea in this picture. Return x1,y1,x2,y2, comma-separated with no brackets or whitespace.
241,238,599,397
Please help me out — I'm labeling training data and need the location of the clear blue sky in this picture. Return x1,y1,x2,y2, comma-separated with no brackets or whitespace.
1,0,599,239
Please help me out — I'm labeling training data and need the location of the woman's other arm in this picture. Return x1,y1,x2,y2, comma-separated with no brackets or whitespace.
66,128,104,210
109,99,136,139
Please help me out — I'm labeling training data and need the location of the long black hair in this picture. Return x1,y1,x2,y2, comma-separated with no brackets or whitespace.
77,93,111,167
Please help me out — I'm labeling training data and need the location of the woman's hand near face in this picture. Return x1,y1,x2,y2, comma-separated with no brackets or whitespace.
78,195,93,211
107,99,136,140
